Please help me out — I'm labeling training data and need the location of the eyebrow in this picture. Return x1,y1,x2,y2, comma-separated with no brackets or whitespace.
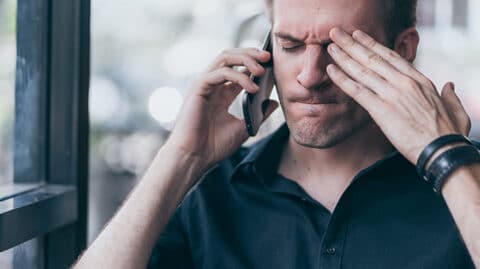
273,31,332,45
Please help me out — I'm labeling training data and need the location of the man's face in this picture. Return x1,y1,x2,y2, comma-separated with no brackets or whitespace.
272,0,388,148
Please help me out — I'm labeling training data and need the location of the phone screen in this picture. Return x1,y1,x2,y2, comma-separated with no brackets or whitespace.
242,30,275,136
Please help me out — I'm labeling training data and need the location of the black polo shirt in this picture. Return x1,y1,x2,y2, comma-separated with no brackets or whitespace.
148,124,475,269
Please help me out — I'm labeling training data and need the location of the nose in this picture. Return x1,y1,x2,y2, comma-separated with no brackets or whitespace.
296,45,331,90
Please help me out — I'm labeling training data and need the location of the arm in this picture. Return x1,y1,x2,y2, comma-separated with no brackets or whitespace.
442,163,480,267
73,145,206,269
72,47,278,268
326,27,480,267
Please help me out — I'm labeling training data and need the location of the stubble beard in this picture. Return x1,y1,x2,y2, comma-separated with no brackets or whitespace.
288,114,372,149
278,92,373,149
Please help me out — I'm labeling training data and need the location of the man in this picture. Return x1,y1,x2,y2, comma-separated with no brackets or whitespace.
74,0,480,268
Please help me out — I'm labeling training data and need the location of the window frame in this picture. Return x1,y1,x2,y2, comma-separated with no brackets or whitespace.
0,0,90,268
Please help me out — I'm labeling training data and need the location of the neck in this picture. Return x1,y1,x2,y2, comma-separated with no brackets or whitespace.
279,122,394,186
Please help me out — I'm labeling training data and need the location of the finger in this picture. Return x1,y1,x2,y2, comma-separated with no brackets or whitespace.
207,48,270,75
326,64,383,113
228,47,271,63
327,43,391,97
203,67,260,94
223,81,244,92
261,100,280,123
351,30,431,86
212,54,266,77
328,28,409,85
233,66,254,77
221,82,244,102
440,82,471,135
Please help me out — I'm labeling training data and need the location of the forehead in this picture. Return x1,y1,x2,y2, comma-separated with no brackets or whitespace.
272,0,383,40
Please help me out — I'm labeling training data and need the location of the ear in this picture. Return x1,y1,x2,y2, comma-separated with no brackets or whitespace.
394,27,420,63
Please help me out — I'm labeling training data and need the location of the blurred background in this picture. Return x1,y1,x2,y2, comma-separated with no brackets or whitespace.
0,0,15,187
0,0,479,245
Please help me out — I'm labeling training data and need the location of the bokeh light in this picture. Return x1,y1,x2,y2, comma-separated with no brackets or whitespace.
148,86,184,123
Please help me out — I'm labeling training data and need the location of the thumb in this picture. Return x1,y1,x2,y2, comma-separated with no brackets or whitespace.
440,82,471,135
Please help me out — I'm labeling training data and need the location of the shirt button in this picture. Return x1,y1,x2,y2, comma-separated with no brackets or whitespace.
326,247,336,255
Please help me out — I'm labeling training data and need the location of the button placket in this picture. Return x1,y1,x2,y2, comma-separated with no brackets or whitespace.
318,209,348,269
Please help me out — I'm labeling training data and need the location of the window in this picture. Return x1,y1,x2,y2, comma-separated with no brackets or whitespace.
0,0,90,268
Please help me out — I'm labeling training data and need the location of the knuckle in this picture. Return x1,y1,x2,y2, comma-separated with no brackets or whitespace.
219,66,231,73
244,57,257,67
359,67,373,76
365,38,376,49
403,78,420,90
217,59,227,68
387,87,402,100
388,50,400,60
247,47,260,55
368,54,383,65
344,37,356,48
421,78,435,89
191,77,212,95
348,82,365,95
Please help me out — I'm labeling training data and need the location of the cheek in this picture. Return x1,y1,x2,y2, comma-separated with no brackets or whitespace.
272,50,302,88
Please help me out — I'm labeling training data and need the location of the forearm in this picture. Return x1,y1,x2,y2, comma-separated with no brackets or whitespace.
73,144,207,269
441,163,480,268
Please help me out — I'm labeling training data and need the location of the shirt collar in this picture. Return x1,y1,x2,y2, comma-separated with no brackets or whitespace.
229,123,289,182
228,123,412,182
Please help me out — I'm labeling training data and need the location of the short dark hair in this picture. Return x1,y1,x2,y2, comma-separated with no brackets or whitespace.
264,0,417,47
381,0,417,46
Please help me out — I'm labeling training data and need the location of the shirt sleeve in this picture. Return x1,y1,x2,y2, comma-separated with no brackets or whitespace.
147,210,194,269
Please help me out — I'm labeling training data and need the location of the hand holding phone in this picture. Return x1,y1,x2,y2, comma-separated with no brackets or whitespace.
242,30,275,136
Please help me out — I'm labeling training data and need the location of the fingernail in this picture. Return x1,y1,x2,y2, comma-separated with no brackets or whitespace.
328,44,339,54
326,64,338,73
334,28,349,38
352,30,366,40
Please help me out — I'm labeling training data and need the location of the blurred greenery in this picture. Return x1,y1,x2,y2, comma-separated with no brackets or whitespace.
0,0,16,185
6,0,16,35
0,0,16,37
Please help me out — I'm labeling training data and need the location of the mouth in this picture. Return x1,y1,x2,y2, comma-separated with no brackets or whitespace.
297,100,337,105
291,80,339,105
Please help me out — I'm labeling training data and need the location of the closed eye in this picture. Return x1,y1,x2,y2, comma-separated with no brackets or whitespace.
279,44,304,53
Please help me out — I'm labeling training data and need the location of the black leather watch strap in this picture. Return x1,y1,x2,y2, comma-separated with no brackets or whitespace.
424,145,480,193
416,134,472,177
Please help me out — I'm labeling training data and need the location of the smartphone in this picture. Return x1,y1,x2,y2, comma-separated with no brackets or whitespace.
242,30,275,136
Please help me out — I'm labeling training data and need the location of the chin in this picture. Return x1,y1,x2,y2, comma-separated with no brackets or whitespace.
286,114,372,149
